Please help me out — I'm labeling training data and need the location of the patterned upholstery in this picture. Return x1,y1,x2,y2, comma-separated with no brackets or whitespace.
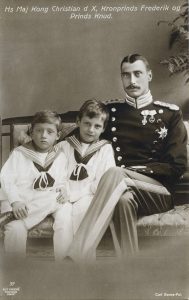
28,216,54,238
0,203,182,239
174,172,189,205
137,204,189,237
25,204,189,238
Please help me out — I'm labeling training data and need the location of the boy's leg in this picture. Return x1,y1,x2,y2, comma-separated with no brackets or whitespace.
53,203,73,261
72,196,93,234
3,192,60,258
23,191,58,229
4,220,27,257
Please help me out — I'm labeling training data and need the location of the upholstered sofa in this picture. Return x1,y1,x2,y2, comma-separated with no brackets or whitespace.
0,111,189,256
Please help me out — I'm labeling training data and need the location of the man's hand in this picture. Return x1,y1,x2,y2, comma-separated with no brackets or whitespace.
11,201,29,219
56,187,70,204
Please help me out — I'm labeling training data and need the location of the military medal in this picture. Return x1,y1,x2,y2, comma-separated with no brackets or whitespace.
141,110,149,125
157,126,168,139
149,110,157,123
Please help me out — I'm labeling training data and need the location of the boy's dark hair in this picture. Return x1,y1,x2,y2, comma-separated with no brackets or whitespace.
31,110,62,131
121,53,151,71
77,99,109,129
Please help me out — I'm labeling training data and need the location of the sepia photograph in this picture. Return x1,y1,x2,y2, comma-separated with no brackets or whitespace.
0,0,189,299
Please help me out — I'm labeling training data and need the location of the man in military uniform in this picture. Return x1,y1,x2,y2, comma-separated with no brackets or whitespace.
67,54,187,262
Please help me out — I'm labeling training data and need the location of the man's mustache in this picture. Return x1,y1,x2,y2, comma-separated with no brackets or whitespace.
126,85,140,90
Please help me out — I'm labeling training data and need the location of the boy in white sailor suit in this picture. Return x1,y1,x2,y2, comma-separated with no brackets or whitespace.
65,54,187,263
53,99,119,260
0,110,69,257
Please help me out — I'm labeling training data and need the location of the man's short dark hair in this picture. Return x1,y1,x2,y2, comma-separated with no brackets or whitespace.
121,54,151,71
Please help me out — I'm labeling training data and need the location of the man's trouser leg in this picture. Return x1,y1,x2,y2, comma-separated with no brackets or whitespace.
68,167,172,262
68,167,128,263
114,190,139,255
115,168,173,256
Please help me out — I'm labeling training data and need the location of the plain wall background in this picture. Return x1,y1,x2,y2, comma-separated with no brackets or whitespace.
0,0,188,119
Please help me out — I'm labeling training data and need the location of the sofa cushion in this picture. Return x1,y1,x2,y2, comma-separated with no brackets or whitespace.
137,204,189,237
28,216,54,238
20,204,189,239
1,205,189,239
174,171,189,205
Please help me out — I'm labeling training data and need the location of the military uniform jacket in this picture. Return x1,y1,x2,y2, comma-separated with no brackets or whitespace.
103,99,187,190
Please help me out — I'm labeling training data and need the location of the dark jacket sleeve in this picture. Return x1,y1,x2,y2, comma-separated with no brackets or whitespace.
146,110,187,182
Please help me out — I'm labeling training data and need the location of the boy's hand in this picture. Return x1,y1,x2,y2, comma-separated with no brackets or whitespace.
11,201,29,219
56,187,69,204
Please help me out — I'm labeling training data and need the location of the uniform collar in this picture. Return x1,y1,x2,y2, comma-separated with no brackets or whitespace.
125,90,153,109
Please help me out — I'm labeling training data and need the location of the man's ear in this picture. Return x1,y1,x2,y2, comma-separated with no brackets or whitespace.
148,70,152,82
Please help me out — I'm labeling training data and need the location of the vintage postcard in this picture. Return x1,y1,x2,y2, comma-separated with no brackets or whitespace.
0,0,188,299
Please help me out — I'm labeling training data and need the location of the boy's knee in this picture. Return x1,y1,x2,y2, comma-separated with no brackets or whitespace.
53,208,72,231
4,220,27,235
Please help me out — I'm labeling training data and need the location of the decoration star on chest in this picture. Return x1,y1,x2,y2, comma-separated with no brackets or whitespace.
157,126,168,139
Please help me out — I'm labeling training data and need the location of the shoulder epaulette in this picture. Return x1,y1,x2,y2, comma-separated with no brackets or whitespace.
103,99,125,105
154,101,179,111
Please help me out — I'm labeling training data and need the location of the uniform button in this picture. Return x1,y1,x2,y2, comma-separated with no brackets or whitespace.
153,140,158,144
159,109,163,114
111,107,116,112
148,158,153,161
116,147,120,152
117,156,122,161
111,127,116,132
150,170,154,173
112,137,117,142
121,165,125,168
151,150,156,153
111,117,116,121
